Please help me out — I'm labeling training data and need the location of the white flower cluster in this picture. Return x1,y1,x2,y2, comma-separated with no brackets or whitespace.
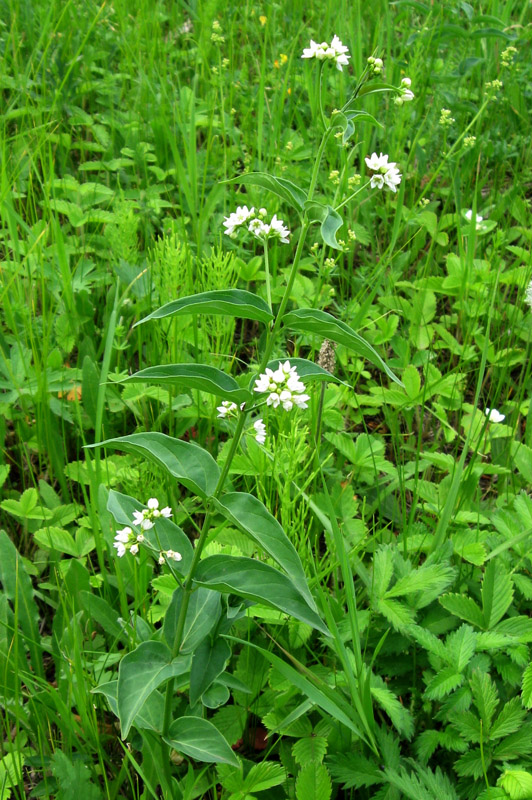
223,206,290,244
525,280,532,312
364,152,402,193
253,419,267,444
301,35,350,71
158,549,183,564
254,360,310,411
216,400,245,419
394,77,414,105
113,498,173,558
464,209,485,230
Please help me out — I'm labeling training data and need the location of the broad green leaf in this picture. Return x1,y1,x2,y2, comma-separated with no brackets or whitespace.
88,434,220,498
304,201,344,250
163,716,239,766
0,531,44,678
117,641,190,737
282,308,403,386
264,358,340,384
93,680,165,732
51,751,101,800
522,663,532,709
194,555,328,635
34,526,79,556
79,591,125,641
215,492,316,611
107,490,194,571
117,364,251,405
135,289,273,327
226,636,368,744
482,561,514,629
224,172,306,210
190,637,231,706
439,593,484,628
163,587,221,654
296,762,332,800
499,770,532,800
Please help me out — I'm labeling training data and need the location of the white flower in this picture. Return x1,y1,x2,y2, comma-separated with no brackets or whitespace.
485,408,505,423
130,544,139,555
113,526,133,557
223,205,255,236
268,214,290,243
254,360,309,412
365,152,389,171
158,553,165,565
217,400,238,418
248,218,270,238
525,280,532,311
401,77,412,88
166,549,182,562
253,419,267,444
365,152,402,193
141,518,154,530
113,541,127,557
369,173,385,190
132,510,144,526
147,498,159,510
383,166,402,193
464,209,483,223
136,534,145,543
160,506,172,518
301,35,350,71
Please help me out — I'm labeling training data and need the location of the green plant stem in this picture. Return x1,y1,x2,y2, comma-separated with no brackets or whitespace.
263,240,272,311
159,120,334,777
334,180,371,211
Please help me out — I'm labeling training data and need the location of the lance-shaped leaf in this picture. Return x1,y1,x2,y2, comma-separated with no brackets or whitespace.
264,358,341,384
135,289,273,328
116,364,252,405
224,172,306,211
304,201,344,250
163,716,239,766
117,641,191,738
163,587,221,654
283,308,403,386
107,489,194,571
190,637,232,706
215,492,316,611
86,433,220,498
194,555,329,636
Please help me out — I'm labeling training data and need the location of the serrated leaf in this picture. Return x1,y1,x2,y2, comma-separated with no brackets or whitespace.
164,716,239,766
499,770,532,800
376,597,416,630
194,555,328,635
482,561,514,629
292,736,328,766
118,364,252,405
439,593,484,628
385,564,454,599
282,308,403,385
371,684,414,738
242,761,286,792
87,433,220,498
135,289,273,327
296,762,331,800
327,753,383,789
493,723,532,760
455,748,487,779
491,697,526,740
522,663,532,709
470,670,498,730
446,624,477,671
425,667,464,701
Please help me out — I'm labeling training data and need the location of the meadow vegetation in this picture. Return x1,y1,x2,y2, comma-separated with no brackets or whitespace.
1,0,532,798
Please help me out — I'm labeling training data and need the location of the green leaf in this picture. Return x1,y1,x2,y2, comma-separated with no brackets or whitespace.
292,736,328,766
282,308,403,386
470,670,498,730
371,682,414,738
296,763,332,800
33,526,80,556
242,762,287,793
439,593,484,628
491,697,526,740
446,624,477,671
0,531,44,678
264,357,340,385
424,667,464,701
163,716,239,766
522,663,532,709
327,753,384,790
215,492,316,611
117,641,190,738
482,561,514,629
79,591,125,641
92,680,165,733
194,555,328,635
224,172,306,210
51,751,102,800
499,770,532,800
107,490,194,572
163,587,221,654
117,364,252,405
88,434,220,498
304,201,344,250
385,563,455,599
136,289,273,328
226,636,369,745
190,637,231,706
